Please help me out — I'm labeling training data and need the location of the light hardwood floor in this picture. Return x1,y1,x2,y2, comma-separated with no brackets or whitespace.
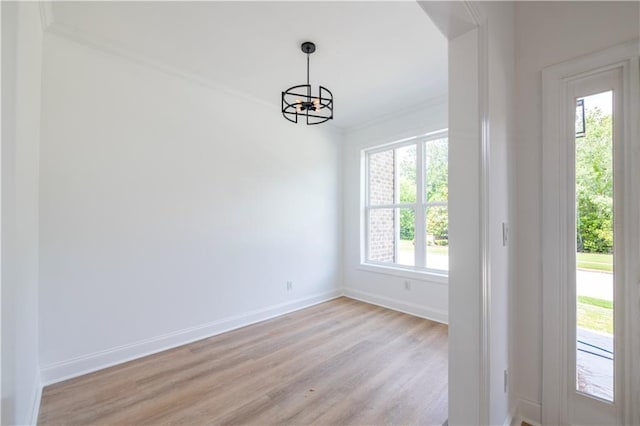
39,297,448,425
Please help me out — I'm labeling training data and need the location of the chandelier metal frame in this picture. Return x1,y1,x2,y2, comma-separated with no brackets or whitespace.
281,42,334,125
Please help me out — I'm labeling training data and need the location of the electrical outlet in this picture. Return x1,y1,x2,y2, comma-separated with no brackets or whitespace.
503,369,508,393
404,280,411,291
286,281,293,291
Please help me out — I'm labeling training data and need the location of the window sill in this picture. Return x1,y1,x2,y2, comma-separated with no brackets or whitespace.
357,263,448,285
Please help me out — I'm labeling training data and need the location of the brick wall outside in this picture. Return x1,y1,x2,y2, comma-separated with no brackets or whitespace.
368,150,395,263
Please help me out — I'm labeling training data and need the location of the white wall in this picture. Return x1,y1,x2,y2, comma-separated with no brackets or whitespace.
514,1,640,421
342,97,449,323
416,3,517,424
481,2,516,425
38,33,342,382
1,2,43,424
447,27,482,425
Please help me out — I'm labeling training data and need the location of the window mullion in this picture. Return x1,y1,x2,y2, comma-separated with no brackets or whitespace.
364,134,448,275
364,152,370,208
415,141,426,268
369,203,416,209
364,207,370,263
425,201,448,208
393,148,400,263
364,153,370,263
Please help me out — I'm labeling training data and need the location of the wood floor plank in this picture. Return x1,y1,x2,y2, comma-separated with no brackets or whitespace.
38,297,448,425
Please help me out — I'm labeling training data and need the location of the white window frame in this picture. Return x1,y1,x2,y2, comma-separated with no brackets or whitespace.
361,129,448,281
541,40,639,426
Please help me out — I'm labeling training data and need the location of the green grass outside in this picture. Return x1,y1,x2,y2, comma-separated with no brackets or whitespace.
427,245,448,254
578,295,613,309
400,241,613,333
400,243,611,271
577,296,613,334
399,240,448,256
577,302,613,334
577,252,612,272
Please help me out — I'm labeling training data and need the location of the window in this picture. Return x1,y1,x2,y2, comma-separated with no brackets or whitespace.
574,90,614,402
363,131,448,274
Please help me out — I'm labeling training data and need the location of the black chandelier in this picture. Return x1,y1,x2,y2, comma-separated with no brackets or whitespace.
282,42,333,125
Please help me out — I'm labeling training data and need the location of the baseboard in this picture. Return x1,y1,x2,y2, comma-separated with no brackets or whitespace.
40,289,343,386
503,410,513,426
28,379,43,425
506,401,518,426
514,416,541,426
343,288,448,324
515,397,542,426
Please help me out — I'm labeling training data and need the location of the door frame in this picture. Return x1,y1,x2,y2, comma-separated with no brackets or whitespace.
418,2,493,424
541,39,640,425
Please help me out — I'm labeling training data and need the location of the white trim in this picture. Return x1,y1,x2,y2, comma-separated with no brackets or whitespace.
343,288,448,324
363,150,371,265
368,203,424,210
415,140,426,268
504,403,518,426
437,0,490,421
516,397,542,426
42,22,343,138
568,71,621,419
503,402,517,426
451,3,491,424
28,381,43,426
37,289,452,393
542,39,640,425
362,133,449,277
622,51,640,426
44,23,273,110
40,289,342,385
393,148,400,263
362,128,449,155
357,263,448,284
541,47,570,426
502,411,513,426
476,13,491,426
346,93,448,134
514,416,541,426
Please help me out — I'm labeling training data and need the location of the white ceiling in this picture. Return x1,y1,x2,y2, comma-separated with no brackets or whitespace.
50,1,448,129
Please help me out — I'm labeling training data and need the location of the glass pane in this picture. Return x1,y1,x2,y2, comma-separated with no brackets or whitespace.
426,206,448,271
575,90,613,402
369,150,394,205
397,208,415,266
368,208,395,263
425,138,448,202
397,145,416,203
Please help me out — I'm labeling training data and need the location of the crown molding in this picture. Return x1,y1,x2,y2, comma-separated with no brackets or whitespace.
344,92,448,134
46,22,282,112
417,1,478,41
43,19,346,134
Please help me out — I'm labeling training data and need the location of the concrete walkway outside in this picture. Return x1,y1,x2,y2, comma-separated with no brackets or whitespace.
576,269,613,401
577,269,612,300
577,327,613,401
